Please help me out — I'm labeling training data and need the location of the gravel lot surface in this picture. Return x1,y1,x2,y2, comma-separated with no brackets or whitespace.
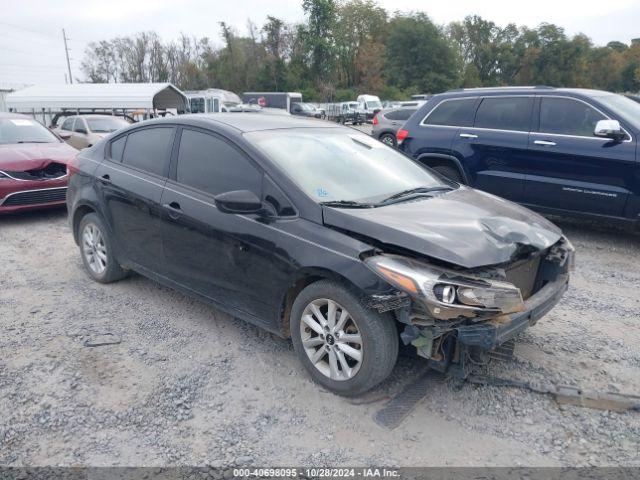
1,208,639,467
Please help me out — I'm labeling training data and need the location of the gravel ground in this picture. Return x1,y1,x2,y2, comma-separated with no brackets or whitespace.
0,208,639,467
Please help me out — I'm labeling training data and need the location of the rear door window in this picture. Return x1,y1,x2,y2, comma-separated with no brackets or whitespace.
474,97,533,132
175,128,262,197
539,97,606,137
121,127,174,177
385,109,416,121
423,98,477,127
61,117,75,131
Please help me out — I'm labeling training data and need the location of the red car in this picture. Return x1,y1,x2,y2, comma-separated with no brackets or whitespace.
0,113,77,213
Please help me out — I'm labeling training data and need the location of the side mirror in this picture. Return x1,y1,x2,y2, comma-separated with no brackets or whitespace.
594,119,625,140
214,190,262,214
58,132,71,140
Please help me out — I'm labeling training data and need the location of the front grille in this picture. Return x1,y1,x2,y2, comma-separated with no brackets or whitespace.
504,256,541,300
1,187,67,207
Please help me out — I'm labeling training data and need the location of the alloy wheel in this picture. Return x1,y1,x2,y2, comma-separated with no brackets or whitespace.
82,223,107,275
300,298,363,381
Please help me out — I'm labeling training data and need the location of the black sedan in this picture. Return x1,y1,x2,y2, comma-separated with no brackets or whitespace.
67,114,573,396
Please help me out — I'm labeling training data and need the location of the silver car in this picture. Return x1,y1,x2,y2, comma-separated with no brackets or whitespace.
56,115,130,149
372,107,417,147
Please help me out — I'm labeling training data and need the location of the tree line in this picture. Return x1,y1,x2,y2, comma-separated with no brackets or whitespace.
81,0,640,101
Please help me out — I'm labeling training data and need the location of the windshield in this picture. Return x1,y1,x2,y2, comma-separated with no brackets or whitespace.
246,129,450,204
367,100,383,109
596,93,640,131
0,118,59,145
86,117,130,133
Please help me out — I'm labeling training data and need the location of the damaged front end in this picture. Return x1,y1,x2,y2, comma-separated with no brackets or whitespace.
364,236,575,378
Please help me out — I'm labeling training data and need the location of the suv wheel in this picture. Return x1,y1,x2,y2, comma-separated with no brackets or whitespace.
432,165,464,184
78,213,127,283
290,280,399,396
379,133,397,147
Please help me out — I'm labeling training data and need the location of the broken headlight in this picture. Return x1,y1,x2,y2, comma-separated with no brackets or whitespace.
364,254,524,320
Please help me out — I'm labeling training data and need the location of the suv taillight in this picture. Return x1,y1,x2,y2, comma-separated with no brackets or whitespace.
396,129,409,144
372,113,379,125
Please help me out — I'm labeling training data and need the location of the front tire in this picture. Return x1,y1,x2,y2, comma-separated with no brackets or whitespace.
78,213,127,283
291,280,399,396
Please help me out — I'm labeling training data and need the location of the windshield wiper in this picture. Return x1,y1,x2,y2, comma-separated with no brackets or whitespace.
379,186,454,205
320,200,376,209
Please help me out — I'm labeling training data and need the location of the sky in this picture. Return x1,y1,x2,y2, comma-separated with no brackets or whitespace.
1,0,639,87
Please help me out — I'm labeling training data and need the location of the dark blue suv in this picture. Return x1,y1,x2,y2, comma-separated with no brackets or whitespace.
398,87,640,223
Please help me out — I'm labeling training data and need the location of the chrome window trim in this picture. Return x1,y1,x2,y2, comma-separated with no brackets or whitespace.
0,169,68,182
0,186,67,206
537,95,633,143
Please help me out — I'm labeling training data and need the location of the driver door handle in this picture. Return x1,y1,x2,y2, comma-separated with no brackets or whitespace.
459,133,478,139
534,140,557,146
100,174,111,184
162,201,182,219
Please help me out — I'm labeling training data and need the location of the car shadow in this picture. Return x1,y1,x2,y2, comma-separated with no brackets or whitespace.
0,207,68,226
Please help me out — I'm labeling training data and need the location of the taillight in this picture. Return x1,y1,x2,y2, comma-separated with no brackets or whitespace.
396,129,409,144
372,113,379,125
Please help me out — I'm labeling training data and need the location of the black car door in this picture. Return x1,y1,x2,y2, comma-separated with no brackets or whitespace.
159,126,294,325
451,96,534,202
524,96,635,217
96,126,175,272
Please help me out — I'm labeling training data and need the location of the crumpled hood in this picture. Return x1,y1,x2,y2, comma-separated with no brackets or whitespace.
0,142,77,171
322,187,562,268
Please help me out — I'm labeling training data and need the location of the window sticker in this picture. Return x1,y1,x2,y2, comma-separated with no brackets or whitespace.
11,119,34,126
315,187,329,198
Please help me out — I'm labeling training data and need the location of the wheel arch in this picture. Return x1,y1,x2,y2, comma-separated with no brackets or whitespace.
278,267,366,338
71,203,98,245
416,153,470,184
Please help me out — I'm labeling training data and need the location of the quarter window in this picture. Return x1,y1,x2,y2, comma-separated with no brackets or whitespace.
474,97,533,132
176,129,262,197
121,127,174,177
109,136,127,162
539,97,606,137
423,98,476,127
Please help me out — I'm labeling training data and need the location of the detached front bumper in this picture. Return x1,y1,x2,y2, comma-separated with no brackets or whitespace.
456,273,569,350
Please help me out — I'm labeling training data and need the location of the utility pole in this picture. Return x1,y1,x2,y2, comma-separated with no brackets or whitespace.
62,28,72,84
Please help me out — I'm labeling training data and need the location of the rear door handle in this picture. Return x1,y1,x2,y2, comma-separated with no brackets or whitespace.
534,140,557,146
100,174,111,184
459,133,478,139
162,201,182,219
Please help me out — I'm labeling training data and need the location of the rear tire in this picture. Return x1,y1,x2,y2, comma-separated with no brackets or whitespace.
290,280,399,396
432,165,464,184
379,133,397,147
78,213,127,284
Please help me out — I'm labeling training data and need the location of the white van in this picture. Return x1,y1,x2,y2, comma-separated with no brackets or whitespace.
186,88,241,113
356,94,383,121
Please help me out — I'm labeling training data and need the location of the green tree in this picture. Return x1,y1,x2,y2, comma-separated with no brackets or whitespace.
386,13,459,93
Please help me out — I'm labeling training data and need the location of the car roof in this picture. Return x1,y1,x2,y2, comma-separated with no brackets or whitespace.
162,113,343,133
439,86,614,99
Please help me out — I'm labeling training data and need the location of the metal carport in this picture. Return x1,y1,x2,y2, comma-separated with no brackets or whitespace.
5,83,189,125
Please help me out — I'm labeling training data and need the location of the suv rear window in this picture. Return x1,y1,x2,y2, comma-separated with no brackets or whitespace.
474,97,533,132
121,127,174,177
385,109,416,121
423,98,476,127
